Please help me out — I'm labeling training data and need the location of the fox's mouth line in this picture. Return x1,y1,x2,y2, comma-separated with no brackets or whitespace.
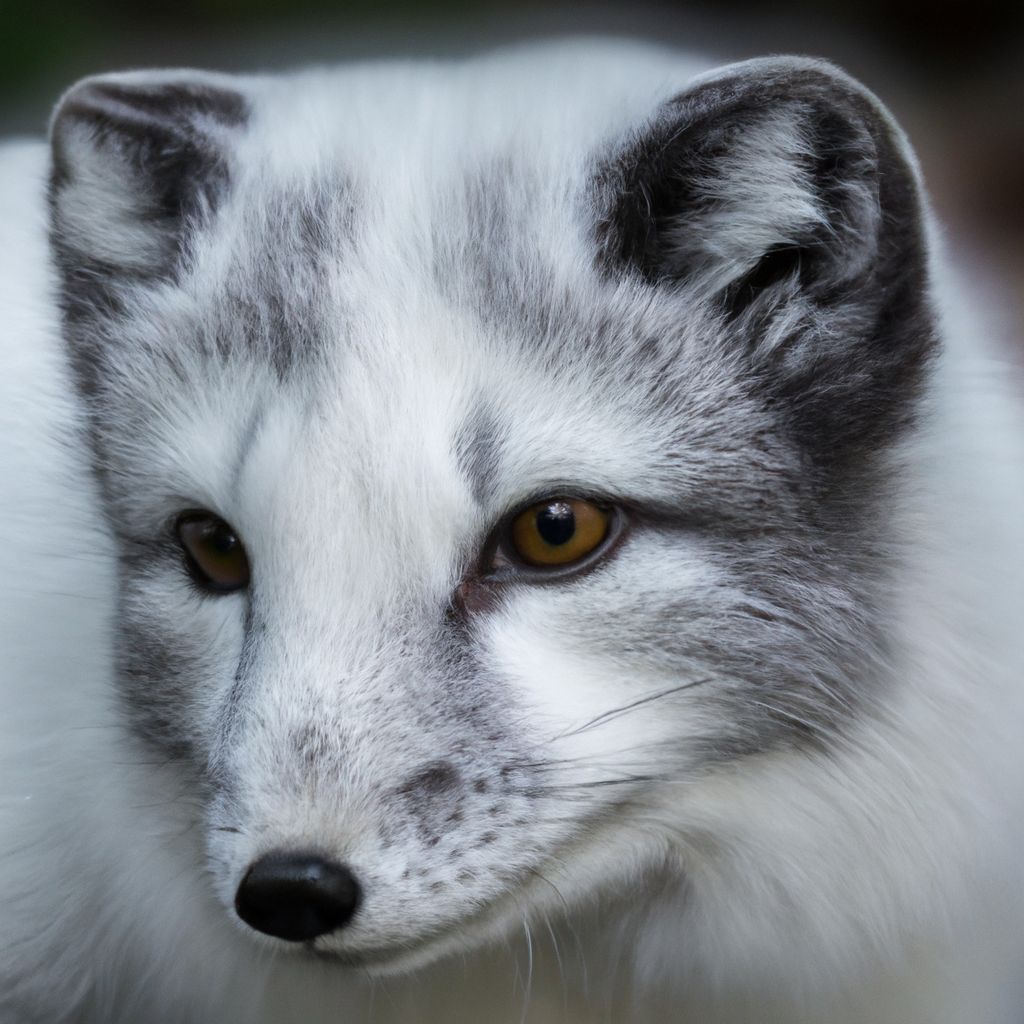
308,943,422,968
306,886,528,970
305,916,484,970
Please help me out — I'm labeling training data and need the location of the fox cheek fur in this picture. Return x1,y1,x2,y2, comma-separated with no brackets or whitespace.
2,39,1022,1022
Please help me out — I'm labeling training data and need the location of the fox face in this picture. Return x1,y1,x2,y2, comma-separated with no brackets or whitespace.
48,45,939,982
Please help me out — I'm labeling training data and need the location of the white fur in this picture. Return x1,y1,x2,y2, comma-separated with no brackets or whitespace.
2,41,1023,1023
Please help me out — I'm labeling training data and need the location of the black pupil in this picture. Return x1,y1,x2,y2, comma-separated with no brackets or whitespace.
206,523,236,555
536,502,576,547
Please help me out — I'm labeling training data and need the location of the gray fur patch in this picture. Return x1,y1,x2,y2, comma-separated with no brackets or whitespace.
115,550,208,767
203,181,357,377
454,401,504,505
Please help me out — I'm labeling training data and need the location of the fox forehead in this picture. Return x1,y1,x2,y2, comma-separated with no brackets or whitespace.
118,194,758,559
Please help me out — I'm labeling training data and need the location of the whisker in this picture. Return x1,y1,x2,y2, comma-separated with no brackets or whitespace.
553,678,714,740
526,773,665,793
541,909,568,1011
520,918,534,1024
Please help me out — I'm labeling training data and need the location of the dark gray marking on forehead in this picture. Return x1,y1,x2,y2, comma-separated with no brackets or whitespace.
454,401,505,505
430,153,583,348
432,156,516,293
429,148,713,402
206,179,358,378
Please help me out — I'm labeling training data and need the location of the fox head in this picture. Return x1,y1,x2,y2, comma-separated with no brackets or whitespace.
48,44,952,989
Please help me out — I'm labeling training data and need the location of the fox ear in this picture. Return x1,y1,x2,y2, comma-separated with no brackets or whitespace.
599,56,927,307
598,57,936,467
49,72,247,291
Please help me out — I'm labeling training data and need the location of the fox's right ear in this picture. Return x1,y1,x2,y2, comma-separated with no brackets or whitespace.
49,72,247,293
595,57,935,471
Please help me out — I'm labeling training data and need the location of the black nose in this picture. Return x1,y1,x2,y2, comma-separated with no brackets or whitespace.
235,852,361,942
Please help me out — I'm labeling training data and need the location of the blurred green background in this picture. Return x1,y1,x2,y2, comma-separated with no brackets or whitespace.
1,0,1021,332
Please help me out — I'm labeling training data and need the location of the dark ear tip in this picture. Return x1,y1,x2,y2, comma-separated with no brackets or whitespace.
702,55,864,97
52,77,151,129
49,77,110,181
49,76,139,171
50,76,106,141
49,71,248,146
48,76,147,184
697,54,911,143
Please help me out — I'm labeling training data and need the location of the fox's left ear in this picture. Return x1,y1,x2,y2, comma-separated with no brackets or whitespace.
598,58,937,467
49,72,247,294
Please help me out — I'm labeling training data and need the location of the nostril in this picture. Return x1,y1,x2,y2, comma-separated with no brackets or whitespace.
234,852,361,942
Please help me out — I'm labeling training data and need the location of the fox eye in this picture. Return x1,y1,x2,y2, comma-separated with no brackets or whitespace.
175,512,250,594
508,498,611,568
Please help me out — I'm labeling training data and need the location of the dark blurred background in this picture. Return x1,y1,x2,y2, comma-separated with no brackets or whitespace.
2,0,1021,337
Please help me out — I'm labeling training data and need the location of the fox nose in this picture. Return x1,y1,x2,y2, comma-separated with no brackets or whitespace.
235,852,361,942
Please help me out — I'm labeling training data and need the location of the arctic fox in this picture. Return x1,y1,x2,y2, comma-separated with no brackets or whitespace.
1,39,1022,1024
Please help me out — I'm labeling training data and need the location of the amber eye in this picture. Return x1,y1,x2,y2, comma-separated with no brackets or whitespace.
508,498,611,568
176,513,250,594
